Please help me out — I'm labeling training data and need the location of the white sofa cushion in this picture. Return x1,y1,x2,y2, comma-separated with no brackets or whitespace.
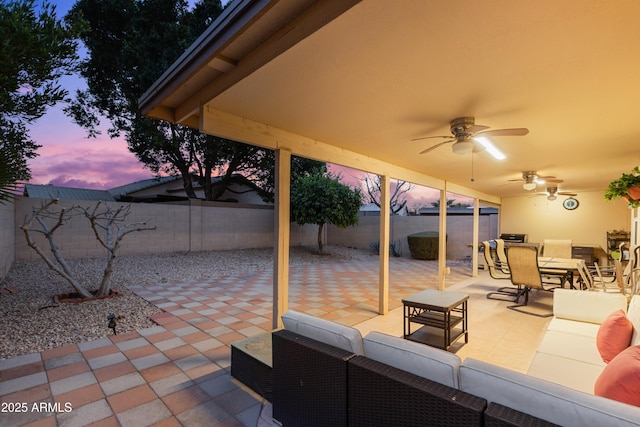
528,352,605,393
460,358,640,427
363,331,461,388
536,330,605,367
546,317,600,338
281,310,364,355
553,289,627,324
628,295,640,346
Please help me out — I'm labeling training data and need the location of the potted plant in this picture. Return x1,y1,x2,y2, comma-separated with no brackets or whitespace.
604,166,640,208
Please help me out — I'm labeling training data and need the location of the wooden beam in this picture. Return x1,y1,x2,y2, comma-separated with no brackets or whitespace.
201,106,447,190
273,149,291,328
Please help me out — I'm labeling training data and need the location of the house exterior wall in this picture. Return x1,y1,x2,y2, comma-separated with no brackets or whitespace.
327,212,499,260
13,197,316,261
0,201,15,278
500,190,630,264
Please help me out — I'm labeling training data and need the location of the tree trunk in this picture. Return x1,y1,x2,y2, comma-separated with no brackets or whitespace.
181,171,197,199
317,223,324,254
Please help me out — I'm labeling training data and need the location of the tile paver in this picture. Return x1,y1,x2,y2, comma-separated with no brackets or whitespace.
1,257,468,426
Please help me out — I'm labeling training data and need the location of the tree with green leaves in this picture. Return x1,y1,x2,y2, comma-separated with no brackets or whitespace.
291,172,362,254
0,0,81,203
65,0,271,200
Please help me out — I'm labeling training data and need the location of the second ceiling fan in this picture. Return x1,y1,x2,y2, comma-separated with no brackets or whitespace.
413,117,529,159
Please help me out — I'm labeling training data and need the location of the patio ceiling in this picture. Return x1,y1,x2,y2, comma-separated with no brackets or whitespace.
140,0,640,199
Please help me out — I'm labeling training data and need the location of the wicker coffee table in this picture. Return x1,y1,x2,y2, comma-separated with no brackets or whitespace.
402,289,469,351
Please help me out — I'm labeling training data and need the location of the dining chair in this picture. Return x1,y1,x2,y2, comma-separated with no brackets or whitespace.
505,245,553,317
542,239,573,258
578,261,617,292
591,262,619,291
541,239,574,287
494,239,510,274
484,240,527,302
614,260,634,302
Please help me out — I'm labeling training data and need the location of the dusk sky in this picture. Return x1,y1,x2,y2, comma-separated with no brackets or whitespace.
28,0,153,190
27,0,451,207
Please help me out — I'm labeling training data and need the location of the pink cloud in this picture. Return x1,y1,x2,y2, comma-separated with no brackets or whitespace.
27,104,153,189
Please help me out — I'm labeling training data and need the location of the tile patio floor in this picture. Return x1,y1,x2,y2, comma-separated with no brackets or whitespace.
1,257,473,427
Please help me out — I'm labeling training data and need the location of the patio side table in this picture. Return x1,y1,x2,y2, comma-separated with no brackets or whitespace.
402,289,469,351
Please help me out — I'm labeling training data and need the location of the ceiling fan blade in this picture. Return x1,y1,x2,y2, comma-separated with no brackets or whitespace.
411,135,451,142
544,178,564,183
419,140,453,154
467,124,490,133
476,128,529,137
558,192,577,196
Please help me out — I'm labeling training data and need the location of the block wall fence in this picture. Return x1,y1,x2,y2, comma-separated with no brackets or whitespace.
9,197,316,263
0,201,15,278
327,213,498,259
0,197,497,280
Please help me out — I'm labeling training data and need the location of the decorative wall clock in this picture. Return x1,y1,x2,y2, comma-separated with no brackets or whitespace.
563,198,579,210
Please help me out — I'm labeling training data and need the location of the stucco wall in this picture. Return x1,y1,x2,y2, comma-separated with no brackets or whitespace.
327,212,499,260
14,197,316,261
0,201,15,278
500,190,630,261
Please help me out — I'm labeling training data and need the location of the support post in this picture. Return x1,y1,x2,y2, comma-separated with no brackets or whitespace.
438,186,447,290
273,149,291,328
379,175,390,314
472,198,480,277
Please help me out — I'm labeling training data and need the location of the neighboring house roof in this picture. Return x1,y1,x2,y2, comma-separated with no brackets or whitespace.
108,176,182,198
359,203,379,212
24,174,270,204
111,174,271,203
418,207,499,215
24,184,116,201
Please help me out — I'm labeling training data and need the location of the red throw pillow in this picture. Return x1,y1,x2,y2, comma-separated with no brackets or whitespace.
594,345,640,406
596,309,633,363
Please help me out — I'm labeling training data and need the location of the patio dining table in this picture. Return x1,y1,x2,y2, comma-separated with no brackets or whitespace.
537,257,586,289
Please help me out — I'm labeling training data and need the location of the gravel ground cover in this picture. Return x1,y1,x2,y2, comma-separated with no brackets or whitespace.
0,246,372,360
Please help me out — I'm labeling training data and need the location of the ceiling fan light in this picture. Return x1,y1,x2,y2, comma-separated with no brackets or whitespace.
547,194,557,201
452,140,473,155
474,136,506,160
522,182,537,191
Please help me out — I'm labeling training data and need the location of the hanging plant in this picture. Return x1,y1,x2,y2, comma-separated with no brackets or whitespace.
604,166,640,209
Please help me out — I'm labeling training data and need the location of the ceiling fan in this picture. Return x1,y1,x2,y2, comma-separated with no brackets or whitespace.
537,186,576,201
412,117,529,159
509,171,563,191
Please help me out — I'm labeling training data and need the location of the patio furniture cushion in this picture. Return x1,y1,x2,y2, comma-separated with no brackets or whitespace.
628,295,640,346
460,358,640,427
546,317,600,338
596,309,633,363
594,345,640,406
363,331,461,388
528,352,605,394
552,289,627,324
281,310,364,355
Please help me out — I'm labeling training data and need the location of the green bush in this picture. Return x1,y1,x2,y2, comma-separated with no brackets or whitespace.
407,231,445,260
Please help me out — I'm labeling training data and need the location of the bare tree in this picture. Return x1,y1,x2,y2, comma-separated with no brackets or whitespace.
363,175,414,215
21,199,156,298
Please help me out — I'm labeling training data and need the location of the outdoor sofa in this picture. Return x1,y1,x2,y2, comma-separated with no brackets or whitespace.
271,292,640,426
